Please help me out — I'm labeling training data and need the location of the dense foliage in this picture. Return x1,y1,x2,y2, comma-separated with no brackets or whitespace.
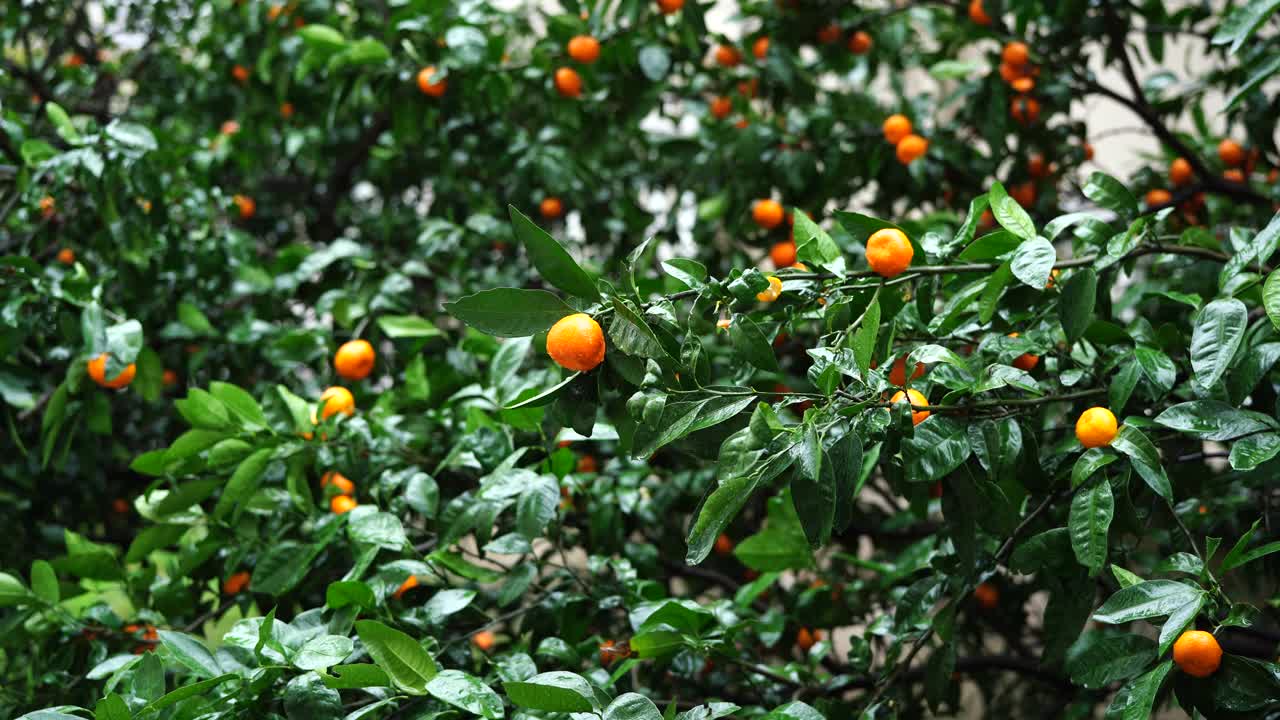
4,1,1280,718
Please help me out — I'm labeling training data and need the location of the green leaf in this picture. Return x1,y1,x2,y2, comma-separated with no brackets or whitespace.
377,315,442,339
445,289,577,337
209,382,267,430
1154,401,1276,440
94,693,130,720
297,24,347,52
1221,518,1280,572
1262,267,1280,331
604,693,663,720
1110,426,1172,502
177,302,215,335
661,259,707,289
1009,238,1056,289
141,674,235,713
504,671,597,712
508,205,600,301
1190,298,1247,390
610,299,667,359
1072,448,1118,488
730,315,779,372
1134,346,1177,395
46,102,80,143
638,45,671,81
1212,0,1280,53
426,670,503,719
1059,269,1097,345
348,511,408,550
1229,432,1280,470
157,630,222,679
1069,479,1114,575
903,417,972,483
1112,565,1144,588
354,620,438,695
30,560,58,605
793,211,847,277
989,182,1036,240
790,424,834,547
733,494,815,572
294,635,355,671
326,581,376,610
1211,656,1280,711
1107,660,1171,720
633,393,756,459
851,298,880,376
328,38,391,71
1083,171,1138,218
213,448,273,520
1156,594,1202,655
174,389,232,431
1092,580,1202,624
1226,53,1280,110
1065,631,1157,689
252,541,322,596
320,664,391,690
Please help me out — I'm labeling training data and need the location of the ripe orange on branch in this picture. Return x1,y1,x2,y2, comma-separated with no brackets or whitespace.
756,276,783,303
319,386,355,419
1172,631,1222,677
882,114,912,145
417,66,447,97
769,241,797,268
752,199,785,229
334,339,375,380
1218,139,1244,167
1075,407,1118,448
567,35,601,64
554,67,583,98
1170,157,1193,186
547,314,606,372
890,388,929,425
896,134,928,164
848,31,872,54
865,228,913,278
87,353,137,390
710,96,732,119
714,45,741,67
540,197,564,219
655,0,683,14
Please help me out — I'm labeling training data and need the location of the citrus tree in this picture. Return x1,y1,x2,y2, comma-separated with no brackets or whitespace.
3,1,1280,719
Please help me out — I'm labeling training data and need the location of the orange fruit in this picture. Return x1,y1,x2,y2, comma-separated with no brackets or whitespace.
1011,76,1035,93
1002,41,1029,66
57,248,75,265
1011,96,1040,125
231,64,249,83
233,194,256,220
716,317,732,330
1045,268,1061,289
888,356,926,386
1223,168,1245,183
1007,332,1039,371
567,35,601,64
714,534,734,555
393,575,419,599
416,66,447,97
319,386,356,419
330,495,357,514
554,67,582,97
577,454,598,473
1172,631,1222,678
162,369,178,387
334,339,375,380
979,209,995,229
796,627,822,651
752,199,785,229
112,498,130,514
848,31,872,54
998,61,1024,84
865,228,913,278
896,134,928,164
890,388,929,425
87,353,137,390
1218,139,1244,167
220,120,240,136
280,102,295,119
64,53,85,68
223,571,251,595
1083,142,1094,160
714,44,741,67
1075,407,1118,448
737,78,759,98
790,262,808,271
769,241,797,268
1009,181,1036,207
969,0,991,25
39,196,55,219
710,96,732,119
1170,157,1193,186
1269,168,1279,183
882,114,912,144
547,314,606,372
540,196,564,219
321,471,356,495
472,630,496,651
756,275,783,302
816,24,841,44
656,0,684,13
1145,188,1172,207
734,118,749,129
1028,153,1048,178
974,582,998,609
267,4,285,21
753,37,770,60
